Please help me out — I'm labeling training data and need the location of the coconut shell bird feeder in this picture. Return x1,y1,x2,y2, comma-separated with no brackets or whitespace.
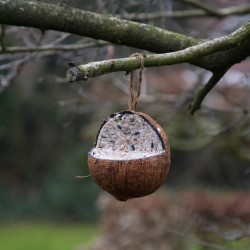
87,54,171,201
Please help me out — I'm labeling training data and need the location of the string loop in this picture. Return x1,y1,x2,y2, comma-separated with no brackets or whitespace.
128,53,144,111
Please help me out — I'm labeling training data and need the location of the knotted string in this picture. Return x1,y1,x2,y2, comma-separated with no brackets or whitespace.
128,53,144,111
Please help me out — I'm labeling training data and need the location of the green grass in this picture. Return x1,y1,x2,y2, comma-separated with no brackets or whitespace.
0,222,99,250
1,221,249,250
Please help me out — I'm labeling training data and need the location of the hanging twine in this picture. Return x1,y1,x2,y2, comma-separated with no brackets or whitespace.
128,53,145,111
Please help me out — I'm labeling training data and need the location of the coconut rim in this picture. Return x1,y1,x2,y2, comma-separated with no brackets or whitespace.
88,149,168,162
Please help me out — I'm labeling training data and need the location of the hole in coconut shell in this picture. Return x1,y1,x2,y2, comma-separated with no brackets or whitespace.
90,112,165,160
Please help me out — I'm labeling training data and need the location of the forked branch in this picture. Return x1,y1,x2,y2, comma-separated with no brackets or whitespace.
66,20,250,82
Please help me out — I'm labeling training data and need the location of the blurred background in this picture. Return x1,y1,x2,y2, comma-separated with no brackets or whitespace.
0,0,250,249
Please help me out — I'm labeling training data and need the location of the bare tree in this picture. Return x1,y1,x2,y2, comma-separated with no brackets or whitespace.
0,0,250,114
1,1,250,159
1,1,250,249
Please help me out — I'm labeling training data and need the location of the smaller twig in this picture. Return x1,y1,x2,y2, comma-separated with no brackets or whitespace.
118,10,205,20
0,55,35,70
118,4,250,20
49,33,70,45
189,68,229,115
0,41,110,54
181,0,221,15
181,0,250,17
0,24,5,51
0,53,36,92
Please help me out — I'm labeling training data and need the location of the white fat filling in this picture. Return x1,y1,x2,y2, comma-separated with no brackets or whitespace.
90,113,165,160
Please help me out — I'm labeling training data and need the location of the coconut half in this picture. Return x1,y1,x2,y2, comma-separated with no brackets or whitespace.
88,110,170,201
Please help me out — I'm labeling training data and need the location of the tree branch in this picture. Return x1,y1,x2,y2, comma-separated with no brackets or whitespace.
0,53,35,91
181,0,250,17
0,41,110,54
0,0,197,54
119,4,250,20
66,20,250,82
1,0,250,73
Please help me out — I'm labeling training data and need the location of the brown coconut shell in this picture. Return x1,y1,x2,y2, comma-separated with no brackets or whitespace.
88,110,171,201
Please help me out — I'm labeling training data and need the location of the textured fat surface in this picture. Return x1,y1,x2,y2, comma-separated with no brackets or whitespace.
90,112,165,160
